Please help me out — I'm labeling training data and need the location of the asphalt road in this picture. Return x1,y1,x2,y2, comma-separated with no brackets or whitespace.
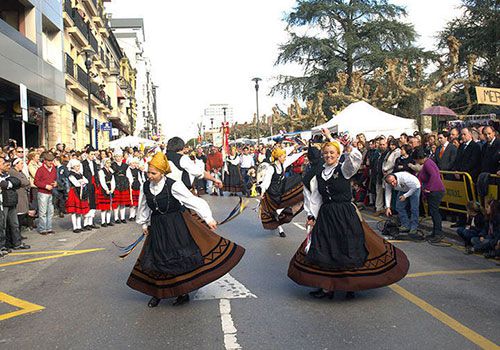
0,195,499,350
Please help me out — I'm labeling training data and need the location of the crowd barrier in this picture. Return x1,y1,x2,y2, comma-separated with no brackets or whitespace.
439,171,476,214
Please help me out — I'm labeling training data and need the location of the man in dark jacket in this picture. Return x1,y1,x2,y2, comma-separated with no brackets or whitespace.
480,126,500,174
453,128,482,182
374,138,389,215
435,131,458,171
81,147,100,229
0,157,29,253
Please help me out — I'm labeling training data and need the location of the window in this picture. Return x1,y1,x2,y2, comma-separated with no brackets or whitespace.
0,0,24,32
72,110,78,134
42,15,62,70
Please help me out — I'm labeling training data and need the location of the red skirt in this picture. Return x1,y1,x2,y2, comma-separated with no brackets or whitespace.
113,189,132,207
66,188,90,215
131,189,140,207
96,186,112,211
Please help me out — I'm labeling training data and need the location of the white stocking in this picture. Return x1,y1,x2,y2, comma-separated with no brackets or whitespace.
71,214,78,230
129,207,137,219
106,211,112,224
114,208,119,222
76,216,82,229
101,211,106,224
120,207,126,220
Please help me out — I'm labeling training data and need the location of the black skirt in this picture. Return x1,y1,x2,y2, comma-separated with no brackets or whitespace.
223,164,243,193
306,201,368,269
140,210,204,275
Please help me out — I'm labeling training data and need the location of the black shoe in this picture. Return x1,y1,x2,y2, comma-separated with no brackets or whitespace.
148,297,161,308
59,212,64,218
73,229,82,233
345,291,355,300
279,231,286,238
101,223,108,228
108,221,114,226
129,217,135,221
13,243,30,250
464,246,473,255
84,225,92,231
427,234,444,243
309,289,334,299
115,220,121,225
121,219,127,224
91,224,100,229
172,294,190,306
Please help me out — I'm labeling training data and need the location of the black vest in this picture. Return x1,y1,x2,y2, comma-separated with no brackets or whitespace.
166,151,191,188
69,171,89,200
130,168,141,190
111,162,129,191
143,178,183,215
317,164,352,203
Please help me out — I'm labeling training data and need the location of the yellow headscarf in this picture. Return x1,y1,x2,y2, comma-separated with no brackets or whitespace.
148,152,171,174
322,141,343,155
271,148,286,162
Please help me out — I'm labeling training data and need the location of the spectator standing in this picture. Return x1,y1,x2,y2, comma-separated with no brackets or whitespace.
27,150,41,212
413,149,446,242
205,147,224,196
453,127,482,181
384,172,421,235
1,157,29,250
374,138,388,215
394,144,414,173
9,159,31,234
240,146,255,197
435,131,457,170
34,152,57,235
480,126,500,174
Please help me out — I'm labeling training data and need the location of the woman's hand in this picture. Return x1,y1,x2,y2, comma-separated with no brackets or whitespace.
306,218,315,227
142,226,149,236
207,220,217,230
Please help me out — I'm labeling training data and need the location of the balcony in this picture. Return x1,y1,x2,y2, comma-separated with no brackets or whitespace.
67,7,90,46
88,31,99,53
67,65,89,97
63,0,74,27
77,66,89,90
82,0,98,17
65,53,75,78
93,6,105,28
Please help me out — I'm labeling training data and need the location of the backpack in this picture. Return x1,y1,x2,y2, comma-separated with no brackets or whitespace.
380,219,399,238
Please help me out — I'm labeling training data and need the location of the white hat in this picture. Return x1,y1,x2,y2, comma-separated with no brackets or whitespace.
113,149,123,157
67,159,81,170
127,157,139,165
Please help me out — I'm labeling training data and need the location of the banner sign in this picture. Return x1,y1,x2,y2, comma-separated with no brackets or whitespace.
475,86,500,106
101,122,112,131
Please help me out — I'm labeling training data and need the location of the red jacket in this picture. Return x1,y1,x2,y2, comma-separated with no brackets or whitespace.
206,152,223,171
34,164,57,194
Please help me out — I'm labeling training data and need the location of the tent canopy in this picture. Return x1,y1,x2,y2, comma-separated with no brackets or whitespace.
109,135,157,149
312,101,417,139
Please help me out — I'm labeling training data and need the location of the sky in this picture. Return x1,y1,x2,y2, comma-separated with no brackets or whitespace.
105,0,463,141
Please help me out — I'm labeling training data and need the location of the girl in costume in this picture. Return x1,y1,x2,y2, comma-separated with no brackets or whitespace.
111,150,131,224
97,158,116,227
66,159,90,233
223,147,243,196
257,147,305,237
128,152,245,307
288,141,409,299
126,157,144,221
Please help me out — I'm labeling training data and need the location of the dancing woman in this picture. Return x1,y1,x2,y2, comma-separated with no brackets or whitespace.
288,141,409,299
223,147,243,196
258,148,304,237
127,152,245,307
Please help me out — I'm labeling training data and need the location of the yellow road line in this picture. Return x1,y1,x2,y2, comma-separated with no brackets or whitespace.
9,250,78,256
0,248,104,268
390,284,499,350
0,292,45,321
407,268,500,278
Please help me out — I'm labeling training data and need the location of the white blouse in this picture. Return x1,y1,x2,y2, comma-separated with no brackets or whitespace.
259,151,305,194
136,177,215,230
304,147,362,219
98,168,116,193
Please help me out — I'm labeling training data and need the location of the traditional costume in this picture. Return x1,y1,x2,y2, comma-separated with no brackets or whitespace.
111,150,131,224
257,148,305,237
127,152,245,307
223,150,243,195
166,150,205,189
81,149,100,229
288,143,409,297
126,157,145,221
97,159,116,227
66,159,90,233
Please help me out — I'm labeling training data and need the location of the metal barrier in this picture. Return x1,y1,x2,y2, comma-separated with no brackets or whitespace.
439,171,477,214
484,174,500,201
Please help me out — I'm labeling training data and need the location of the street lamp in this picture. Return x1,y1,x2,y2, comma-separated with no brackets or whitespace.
222,106,227,123
80,47,96,147
252,77,262,145
210,117,214,130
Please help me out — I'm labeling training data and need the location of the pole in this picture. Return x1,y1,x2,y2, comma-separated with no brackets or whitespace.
252,78,262,146
19,84,28,164
85,53,93,148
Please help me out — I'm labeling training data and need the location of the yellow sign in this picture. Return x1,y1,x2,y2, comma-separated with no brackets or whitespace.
442,180,469,206
475,86,500,106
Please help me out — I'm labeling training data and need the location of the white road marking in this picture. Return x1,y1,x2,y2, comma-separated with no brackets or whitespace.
220,299,242,350
193,274,257,301
293,223,306,230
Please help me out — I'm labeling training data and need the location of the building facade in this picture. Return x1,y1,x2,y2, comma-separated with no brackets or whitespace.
60,0,136,150
108,17,159,140
0,0,65,147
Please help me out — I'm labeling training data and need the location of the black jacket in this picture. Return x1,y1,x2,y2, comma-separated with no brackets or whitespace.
453,141,482,181
480,138,500,174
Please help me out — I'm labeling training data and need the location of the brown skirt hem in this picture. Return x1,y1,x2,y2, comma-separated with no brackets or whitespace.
287,221,410,291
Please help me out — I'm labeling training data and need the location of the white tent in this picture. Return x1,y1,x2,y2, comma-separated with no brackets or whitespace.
312,101,417,139
109,135,157,149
